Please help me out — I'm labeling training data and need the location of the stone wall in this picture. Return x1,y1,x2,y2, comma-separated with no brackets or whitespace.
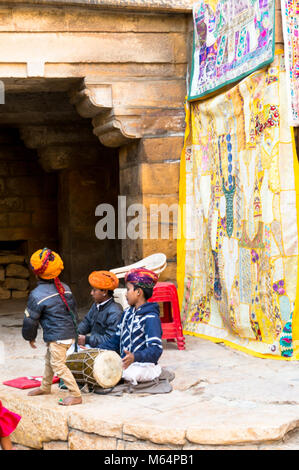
0,128,58,299
0,253,30,300
58,147,122,307
119,136,183,283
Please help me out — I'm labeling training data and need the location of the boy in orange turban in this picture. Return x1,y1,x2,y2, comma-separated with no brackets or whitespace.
77,270,123,349
22,248,82,406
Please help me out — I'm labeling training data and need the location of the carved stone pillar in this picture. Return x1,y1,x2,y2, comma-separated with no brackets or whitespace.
70,78,186,284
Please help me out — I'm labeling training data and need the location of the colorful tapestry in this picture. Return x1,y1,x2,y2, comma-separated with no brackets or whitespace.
280,0,299,126
188,0,275,101
178,53,299,359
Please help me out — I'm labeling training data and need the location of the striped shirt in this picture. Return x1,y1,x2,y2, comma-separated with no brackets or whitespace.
100,302,163,364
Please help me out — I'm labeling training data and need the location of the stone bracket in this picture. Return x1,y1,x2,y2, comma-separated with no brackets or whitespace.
69,82,113,118
92,109,142,148
70,78,185,147
70,80,143,147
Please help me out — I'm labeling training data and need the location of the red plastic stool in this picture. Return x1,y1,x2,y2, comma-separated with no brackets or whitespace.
148,282,185,350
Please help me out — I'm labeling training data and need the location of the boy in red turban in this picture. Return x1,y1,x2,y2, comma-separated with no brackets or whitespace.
77,270,123,349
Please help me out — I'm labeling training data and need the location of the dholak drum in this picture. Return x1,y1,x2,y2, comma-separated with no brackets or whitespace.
66,349,122,389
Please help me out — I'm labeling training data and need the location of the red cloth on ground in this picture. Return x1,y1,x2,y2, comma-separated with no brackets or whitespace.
0,400,21,437
3,376,59,390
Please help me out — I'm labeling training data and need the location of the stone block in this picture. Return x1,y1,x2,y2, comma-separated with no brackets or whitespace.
141,239,177,260
68,430,117,450
0,213,8,227
68,408,123,439
11,290,29,299
125,440,179,450
64,9,187,33
0,197,24,211
123,421,186,446
6,177,42,196
119,142,139,170
112,80,185,109
31,209,57,229
173,32,188,63
0,145,25,160
140,162,180,195
0,32,184,64
0,266,4,281
0,254,25,264
43,441,68,451
120,165,141,196
1,394,70,449
4,277,29,291
0,286,11,299
8,161,30,176
140,136,184,163
0,161,9,176
116,440,126,450
6,263,29,278
8,212,31,228
158,261,177,284
143,109,185,136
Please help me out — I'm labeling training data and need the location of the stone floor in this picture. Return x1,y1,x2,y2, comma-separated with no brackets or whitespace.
2,299,299,450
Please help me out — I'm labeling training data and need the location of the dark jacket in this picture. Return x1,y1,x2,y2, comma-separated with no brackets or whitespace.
22,279,78,343
100,302,163,364
78,298,123,348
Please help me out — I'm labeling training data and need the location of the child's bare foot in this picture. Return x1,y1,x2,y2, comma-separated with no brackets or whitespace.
27,388,51,396
58,396,82,406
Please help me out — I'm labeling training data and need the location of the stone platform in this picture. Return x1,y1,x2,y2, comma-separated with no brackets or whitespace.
2,300,299,450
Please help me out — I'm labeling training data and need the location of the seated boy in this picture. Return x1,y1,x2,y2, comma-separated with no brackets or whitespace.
77,271,123,349
100,268,163,383
22,248,82,406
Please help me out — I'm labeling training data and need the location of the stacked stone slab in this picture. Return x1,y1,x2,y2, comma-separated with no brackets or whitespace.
0,252,30,300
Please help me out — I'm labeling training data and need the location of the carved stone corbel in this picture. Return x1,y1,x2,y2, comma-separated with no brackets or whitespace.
19,124,101,172
92,109,142,147
70,80,143,147
69,81,113,118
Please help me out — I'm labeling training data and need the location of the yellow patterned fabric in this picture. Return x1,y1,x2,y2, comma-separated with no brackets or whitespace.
177,53,299,359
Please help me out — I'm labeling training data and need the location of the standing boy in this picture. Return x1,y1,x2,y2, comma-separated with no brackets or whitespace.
22,248,82,406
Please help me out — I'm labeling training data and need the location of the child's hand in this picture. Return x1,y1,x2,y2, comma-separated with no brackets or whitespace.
122,350,134,369
78,335,86,346
29,341,37,349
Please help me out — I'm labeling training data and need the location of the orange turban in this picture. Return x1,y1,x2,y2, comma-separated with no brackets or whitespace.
30,248,64,280
88,271,119,290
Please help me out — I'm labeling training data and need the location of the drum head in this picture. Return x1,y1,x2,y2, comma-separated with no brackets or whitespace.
93,350,123,388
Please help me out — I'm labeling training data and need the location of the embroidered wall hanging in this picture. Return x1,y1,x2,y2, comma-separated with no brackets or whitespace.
280,0,299,126
188,0,275,101
178,53,299,359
